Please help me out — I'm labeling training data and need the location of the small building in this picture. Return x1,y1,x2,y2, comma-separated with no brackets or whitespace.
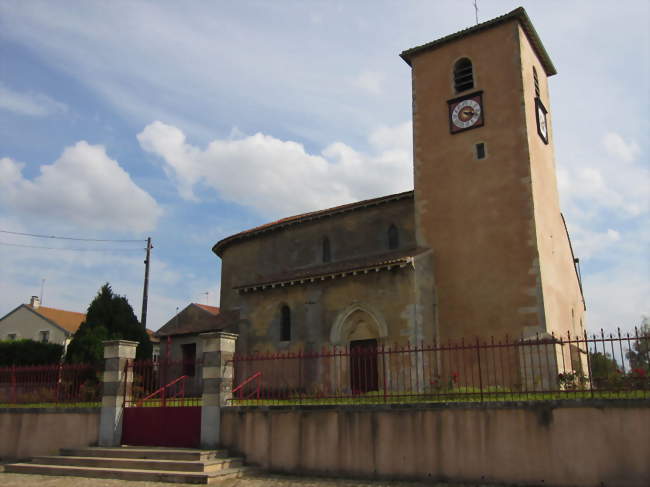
0,296,85,350
155,303,239,387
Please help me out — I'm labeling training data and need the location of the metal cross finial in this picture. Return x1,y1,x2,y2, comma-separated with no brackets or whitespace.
473,0,479,25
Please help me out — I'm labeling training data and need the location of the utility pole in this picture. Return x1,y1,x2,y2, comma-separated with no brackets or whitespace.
141,237,152,329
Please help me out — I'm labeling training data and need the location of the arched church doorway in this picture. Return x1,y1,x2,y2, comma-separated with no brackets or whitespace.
340,309,382,394
350,338,378,393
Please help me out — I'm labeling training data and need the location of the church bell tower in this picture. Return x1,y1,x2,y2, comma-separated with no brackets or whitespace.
401,8,585,343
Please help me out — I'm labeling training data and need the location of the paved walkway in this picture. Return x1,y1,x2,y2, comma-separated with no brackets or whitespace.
0,470,475,487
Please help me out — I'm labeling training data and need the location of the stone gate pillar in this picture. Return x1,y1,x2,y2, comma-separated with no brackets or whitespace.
99,339,138,446
200,331,238,449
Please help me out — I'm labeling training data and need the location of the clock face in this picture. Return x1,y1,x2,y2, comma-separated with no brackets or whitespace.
448,92,484,134
538,106,547,138
535,97,549,144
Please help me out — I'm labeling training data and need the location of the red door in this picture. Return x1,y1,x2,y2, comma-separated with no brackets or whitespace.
350,339,378,393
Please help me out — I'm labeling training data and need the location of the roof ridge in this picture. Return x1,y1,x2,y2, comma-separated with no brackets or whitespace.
400,7,556,76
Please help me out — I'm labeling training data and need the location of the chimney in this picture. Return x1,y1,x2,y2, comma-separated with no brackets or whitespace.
30,296,40,309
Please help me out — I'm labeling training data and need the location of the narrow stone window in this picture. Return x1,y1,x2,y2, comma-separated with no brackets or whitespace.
388,224,399,250
475,142,486,160
322,236,331,263
280,305,291,341
533,66,540,98
454,58,474,93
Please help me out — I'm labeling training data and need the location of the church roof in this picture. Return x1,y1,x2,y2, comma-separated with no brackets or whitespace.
235,247,430,293
213,190,414,257
400,7,557,76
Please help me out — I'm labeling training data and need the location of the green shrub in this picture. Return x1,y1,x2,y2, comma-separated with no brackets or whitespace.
0,339,64,366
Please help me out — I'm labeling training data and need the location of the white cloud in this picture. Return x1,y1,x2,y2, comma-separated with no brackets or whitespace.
567,224,622,261
558,131,648,219
0,141,162,232
603,132,641,163
351,70,384,95
0,82,67,117
583,260,650,335
138,121,413,218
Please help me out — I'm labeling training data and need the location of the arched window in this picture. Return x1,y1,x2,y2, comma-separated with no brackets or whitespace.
453,58,474,93
280,305,291,341
322,236,331,263
533,66,540,98
388,224,399,250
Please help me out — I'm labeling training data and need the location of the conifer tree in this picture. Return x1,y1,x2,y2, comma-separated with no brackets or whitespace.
65,283,152,363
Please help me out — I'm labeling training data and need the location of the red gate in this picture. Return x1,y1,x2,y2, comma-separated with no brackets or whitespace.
122,358,202,447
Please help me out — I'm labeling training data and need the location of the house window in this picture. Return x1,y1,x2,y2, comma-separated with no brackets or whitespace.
39,330,50,343
7,333,16,341
322,236,331,263
388,224,399,250
280,305,291,342
454,58,474,93
533,66,540,98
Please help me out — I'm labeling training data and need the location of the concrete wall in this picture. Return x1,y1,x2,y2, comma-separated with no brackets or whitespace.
0,306,69,345
220,402,649,487
0,408,100,460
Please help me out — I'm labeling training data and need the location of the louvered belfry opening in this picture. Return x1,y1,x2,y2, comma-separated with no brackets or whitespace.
454,58,474,93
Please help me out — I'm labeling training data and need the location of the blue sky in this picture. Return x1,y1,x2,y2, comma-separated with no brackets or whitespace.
0,1,648,335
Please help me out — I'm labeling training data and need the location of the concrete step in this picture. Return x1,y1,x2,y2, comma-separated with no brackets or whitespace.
32,455,243,472
60,446,229,461
4,462,252,484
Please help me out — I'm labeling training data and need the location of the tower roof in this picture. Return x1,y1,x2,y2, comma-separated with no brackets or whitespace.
400,7,557,76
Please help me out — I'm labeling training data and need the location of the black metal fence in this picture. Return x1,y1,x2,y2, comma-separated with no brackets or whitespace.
230,328,650,405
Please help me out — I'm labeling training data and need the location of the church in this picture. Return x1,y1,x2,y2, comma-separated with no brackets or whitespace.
212,8,586,386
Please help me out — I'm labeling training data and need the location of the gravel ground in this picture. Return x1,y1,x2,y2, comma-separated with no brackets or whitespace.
0,467,481,487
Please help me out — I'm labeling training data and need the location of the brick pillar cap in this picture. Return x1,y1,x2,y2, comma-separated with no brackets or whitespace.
102,339,139,347
103,339,139,359
199,331,239,340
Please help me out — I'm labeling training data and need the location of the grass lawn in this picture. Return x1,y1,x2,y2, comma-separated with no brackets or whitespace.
2,389,647,409
229,388,649,406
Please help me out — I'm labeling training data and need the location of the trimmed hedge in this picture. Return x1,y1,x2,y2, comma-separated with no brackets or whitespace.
0,339,64,366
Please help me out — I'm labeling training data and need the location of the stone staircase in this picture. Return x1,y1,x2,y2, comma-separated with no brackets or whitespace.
4,446,253,484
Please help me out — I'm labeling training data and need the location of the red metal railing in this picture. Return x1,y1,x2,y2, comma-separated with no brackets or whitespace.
232,371,262,400
135,375,189,407
125,358,202,407
229,328,649,405
0,363,101,406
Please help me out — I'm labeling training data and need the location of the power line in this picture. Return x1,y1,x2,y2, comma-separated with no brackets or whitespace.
0,229,144,243
0,241,145,252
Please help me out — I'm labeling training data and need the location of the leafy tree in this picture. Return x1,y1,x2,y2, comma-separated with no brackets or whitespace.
589,351,619,388
0,340,64,366
65,283,152,364
626,319,650,371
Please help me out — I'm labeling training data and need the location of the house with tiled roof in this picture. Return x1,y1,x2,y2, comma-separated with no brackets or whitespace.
0,296,85,348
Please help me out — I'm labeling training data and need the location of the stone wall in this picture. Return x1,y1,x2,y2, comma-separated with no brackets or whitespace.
220,401,649,487
0,407,100,460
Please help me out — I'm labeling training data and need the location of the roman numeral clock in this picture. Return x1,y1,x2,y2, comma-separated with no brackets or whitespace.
448,91,484,133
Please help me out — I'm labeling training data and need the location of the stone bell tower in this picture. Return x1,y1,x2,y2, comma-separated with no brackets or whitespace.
401,8,585,344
